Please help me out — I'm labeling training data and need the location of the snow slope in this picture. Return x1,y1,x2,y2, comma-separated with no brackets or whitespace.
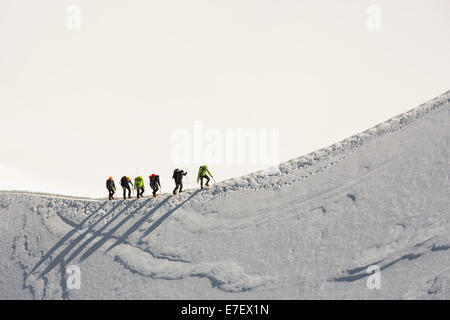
0,91,448,299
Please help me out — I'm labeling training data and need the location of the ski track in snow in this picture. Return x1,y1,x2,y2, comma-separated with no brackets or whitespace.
331,236,450,283
110,244,273,293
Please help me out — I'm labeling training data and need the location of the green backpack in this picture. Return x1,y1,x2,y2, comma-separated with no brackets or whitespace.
135,176,143,188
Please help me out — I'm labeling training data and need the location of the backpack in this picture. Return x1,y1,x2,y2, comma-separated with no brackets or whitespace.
150,175,159,186
135,176,143,188
173,169,180,179
106,179,115,190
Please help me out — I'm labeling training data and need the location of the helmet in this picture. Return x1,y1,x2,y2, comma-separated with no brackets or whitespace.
126,177,130,181
109,176,113,180
150,174,156,178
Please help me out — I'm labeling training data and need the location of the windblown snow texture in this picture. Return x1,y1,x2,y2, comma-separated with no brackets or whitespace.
0,91,449,299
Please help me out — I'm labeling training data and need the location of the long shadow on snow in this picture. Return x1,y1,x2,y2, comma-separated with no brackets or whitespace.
105,197,172,252
38,201,124,277
138,190,200,241
62,199,144,265
36,191,199,278
78,198,153,262
30,202,109,275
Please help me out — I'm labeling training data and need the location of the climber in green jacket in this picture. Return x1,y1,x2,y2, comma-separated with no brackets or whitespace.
197,165,213,189
134,176,145,199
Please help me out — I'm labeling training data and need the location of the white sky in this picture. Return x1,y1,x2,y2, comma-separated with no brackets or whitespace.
1,0,449,197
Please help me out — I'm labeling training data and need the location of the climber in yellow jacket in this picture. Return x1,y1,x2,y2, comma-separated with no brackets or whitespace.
197,165,213,190
134,176,145,199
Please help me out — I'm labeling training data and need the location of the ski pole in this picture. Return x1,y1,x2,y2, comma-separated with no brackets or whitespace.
212,177,216,184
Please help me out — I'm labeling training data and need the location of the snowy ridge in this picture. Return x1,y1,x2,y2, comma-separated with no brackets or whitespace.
205,90,449,195
2,90,447,202
0,191,103,201
1,90,449,299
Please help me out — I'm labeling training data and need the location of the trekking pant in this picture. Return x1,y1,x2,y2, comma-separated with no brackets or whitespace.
108,189,115,200
200,175,210,189
173,181,183,195
122,186,131,199
137,187,145,198
151,184,159,197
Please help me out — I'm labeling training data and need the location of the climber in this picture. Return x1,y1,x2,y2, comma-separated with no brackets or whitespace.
134,176,145,199
106,176,116,200
149,174,161,198
197,165,213,189
120,176,133,199
172,169,187,195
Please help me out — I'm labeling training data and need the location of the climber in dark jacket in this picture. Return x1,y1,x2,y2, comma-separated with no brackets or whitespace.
120,176,133,199
172,169,187,195
149,174,161,198
106,177,116,200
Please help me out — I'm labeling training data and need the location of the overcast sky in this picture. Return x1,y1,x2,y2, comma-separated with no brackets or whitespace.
1,0,449,197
